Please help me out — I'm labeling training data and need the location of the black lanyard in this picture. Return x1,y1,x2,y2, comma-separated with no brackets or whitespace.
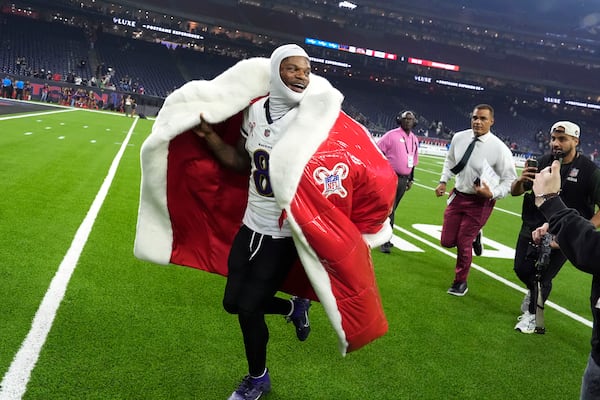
401,132,415,155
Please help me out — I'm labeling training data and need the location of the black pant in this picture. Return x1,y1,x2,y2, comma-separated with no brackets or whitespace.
2,86,12,98
223,225,298,376
513,232,567,314
388,175,410,230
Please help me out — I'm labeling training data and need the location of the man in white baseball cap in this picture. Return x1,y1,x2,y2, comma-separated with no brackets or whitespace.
511,119,600,334
551,120,580,139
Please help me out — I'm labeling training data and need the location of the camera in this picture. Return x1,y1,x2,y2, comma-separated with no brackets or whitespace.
525,234,552,264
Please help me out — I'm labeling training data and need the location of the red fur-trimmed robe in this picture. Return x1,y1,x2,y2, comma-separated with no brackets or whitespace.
134,57,397,355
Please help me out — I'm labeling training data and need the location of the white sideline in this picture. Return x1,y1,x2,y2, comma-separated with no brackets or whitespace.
0,108,76,121
409,176,592,328
396,225,593,328
0,117,140,400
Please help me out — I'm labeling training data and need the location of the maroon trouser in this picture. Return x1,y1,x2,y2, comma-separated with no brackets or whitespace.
440,190,495,283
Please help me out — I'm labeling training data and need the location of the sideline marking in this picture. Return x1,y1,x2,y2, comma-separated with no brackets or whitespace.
0,108,76,121
0,118,140,400
395,225,593,328
404,164,588,326
413,223,515,259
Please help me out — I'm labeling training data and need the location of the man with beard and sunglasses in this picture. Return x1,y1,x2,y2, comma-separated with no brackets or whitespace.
510,121,600,334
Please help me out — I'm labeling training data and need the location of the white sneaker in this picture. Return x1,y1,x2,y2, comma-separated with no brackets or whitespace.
514,311,536,334
520,290,531,314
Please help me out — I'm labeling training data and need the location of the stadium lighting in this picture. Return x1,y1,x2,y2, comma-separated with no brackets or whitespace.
339,1,357,10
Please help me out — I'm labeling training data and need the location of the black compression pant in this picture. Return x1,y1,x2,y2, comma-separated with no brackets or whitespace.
223,225,299,376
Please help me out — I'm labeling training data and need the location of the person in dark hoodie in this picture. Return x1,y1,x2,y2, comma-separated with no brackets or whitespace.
532,159,600,399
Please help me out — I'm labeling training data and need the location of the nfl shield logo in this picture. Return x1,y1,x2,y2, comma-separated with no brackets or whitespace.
313,162,350,198
264,129,271,137
325,175,339,191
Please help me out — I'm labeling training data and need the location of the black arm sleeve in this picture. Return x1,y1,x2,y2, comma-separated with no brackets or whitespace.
539,197,600,274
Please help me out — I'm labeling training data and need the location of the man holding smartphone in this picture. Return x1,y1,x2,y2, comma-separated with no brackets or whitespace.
510,121,600,334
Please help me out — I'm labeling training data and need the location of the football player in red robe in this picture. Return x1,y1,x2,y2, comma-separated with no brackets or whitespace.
135,44,396,400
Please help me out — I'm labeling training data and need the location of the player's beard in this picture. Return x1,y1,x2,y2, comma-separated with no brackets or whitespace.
551,149,566,161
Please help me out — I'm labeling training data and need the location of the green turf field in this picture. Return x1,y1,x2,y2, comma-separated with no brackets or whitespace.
0,103,593,399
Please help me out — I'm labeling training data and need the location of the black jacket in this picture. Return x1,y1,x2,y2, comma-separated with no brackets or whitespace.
540,197,600,364
520,153,600,237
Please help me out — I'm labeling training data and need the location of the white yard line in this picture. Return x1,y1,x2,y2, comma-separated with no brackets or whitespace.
0,108,76,121
0,118,140,400
396,226,593,328
408,177,590,327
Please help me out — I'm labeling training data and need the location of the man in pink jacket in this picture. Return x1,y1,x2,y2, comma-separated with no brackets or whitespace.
134,44,396,400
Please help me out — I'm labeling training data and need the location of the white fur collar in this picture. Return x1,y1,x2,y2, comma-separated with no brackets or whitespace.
152,56,343,206
135,57,343,264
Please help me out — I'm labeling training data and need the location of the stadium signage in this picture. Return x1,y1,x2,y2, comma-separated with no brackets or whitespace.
544,97,561,104
565,100,600,110
141,24,201,39
414,75,432,83
309,57,351,68
305,37,397,60
112,17,136,27
408,58,460,71
435,79,484,91
544,97,600,110
413,75,483,91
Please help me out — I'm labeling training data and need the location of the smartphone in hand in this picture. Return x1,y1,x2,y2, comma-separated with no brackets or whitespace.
523,158,537,190
526,158,538,170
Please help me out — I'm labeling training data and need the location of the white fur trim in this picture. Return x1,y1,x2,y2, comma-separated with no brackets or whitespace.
157,57,270,131
134,137,172,264
286,212,349,355
134,58,271,263
134,56,351,354
362,220,393,248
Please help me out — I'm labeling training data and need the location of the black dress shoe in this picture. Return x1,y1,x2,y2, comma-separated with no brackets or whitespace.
380,241,392,254
447,281,468,296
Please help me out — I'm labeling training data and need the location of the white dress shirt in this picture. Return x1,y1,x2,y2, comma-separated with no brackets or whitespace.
440,129,517,199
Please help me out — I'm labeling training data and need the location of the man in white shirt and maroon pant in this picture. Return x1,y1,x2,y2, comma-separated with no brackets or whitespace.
377,110,420,253
435,104,517,296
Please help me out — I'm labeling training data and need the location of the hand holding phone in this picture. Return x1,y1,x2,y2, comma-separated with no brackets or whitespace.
523,158,538,190
526,158,538,171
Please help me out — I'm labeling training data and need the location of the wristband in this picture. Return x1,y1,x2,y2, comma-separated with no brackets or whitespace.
534,191,560,201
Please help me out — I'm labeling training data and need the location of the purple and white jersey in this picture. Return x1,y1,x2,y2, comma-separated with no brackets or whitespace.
241,97,298,237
